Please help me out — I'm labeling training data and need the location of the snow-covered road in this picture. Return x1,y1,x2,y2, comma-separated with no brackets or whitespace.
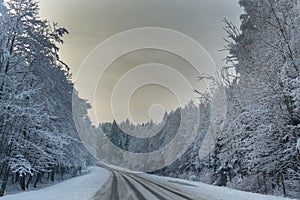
1,165,296,200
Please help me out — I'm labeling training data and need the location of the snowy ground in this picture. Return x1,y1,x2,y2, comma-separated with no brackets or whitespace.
148,174,296,200
1,166,296,200
1,167,110,200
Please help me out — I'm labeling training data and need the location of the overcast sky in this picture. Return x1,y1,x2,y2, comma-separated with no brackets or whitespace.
39,0,243,124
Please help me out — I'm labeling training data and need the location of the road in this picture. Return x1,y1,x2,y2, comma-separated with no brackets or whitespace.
94,163,207,200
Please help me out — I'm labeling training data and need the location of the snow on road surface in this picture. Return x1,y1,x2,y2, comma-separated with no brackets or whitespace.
1,166,296,200
1,167,110,200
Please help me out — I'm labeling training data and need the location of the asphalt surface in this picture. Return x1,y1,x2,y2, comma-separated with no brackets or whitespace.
94,163,206,200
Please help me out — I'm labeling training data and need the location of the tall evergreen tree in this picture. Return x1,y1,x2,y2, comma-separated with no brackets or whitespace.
0,0,93,196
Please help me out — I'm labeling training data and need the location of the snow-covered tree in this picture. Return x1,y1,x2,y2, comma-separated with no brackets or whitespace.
211,0,300,197
0,0,93,195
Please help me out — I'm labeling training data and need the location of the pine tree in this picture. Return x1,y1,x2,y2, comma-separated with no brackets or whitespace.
215,0,300,197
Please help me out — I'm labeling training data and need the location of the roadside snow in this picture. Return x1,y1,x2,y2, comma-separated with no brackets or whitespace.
144,173,297,200
1,167,110,200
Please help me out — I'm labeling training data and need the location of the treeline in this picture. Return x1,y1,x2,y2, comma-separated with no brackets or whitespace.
97,100,211,176
0,0,93,196
151,101,211,180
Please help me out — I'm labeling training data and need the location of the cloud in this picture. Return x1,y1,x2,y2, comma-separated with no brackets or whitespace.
39,0,242,123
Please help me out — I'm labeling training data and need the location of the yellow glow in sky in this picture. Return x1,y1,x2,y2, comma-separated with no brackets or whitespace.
39,0,242,124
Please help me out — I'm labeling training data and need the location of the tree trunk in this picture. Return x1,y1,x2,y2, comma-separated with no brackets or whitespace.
257,175,261,189
26,175,32,189
60,166,64,179
281,173,286,197
263,173,268,195
0,162,10,197
51,168,55,182
47,171,50,180
33,173,41,188
15,171,20,184
20,174,26,191
40,172,44,183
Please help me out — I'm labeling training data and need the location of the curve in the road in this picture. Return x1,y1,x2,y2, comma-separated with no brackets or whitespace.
94,162,207,200
124,173,194,200
94,163,203,200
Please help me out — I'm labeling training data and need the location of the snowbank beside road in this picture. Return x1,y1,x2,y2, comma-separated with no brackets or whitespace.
148,173,297,200
1,167,110,200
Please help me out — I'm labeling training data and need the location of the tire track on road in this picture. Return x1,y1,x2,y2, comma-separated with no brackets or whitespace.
125,173,195,200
